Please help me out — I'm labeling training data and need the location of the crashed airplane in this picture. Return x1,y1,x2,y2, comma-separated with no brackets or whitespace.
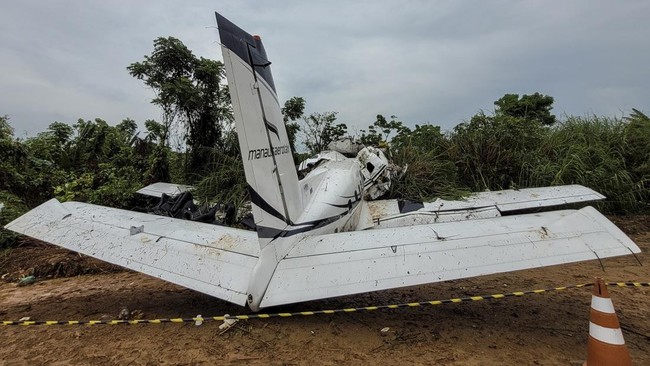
5,13,640,311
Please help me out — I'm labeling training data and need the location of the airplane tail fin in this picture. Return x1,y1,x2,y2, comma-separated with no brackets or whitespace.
216,13,302,249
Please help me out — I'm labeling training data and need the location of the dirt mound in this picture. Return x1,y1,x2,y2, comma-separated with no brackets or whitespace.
608,214,650,235
1,239,121,283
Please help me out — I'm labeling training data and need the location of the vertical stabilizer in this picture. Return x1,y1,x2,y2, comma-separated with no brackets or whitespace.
216,13,303,251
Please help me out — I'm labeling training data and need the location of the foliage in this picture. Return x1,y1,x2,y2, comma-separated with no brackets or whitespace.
301,111,348,154
450,112,548,191
357,95,648,213
6,117,155,210
128,37,232,180
1,118,66,207
0,115,13,138
390,124,467,201
0,191,28,248
0,116,29,194
360,114,409,147
54,165,144,209
623,109,650,180
0,115,49,247
392,124,447,156
528,116,648,213
282,96,306,155
494,93,556,125
193,149,248,211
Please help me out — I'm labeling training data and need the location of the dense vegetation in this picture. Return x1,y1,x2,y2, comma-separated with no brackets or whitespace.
1,38,648,249
387,111,649,214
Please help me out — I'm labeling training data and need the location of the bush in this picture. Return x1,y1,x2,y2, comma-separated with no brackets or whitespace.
0,191,28,248
391,124,467,200
449,113,549,191
193,149,248,211
528,116,643,213
382,111,649,213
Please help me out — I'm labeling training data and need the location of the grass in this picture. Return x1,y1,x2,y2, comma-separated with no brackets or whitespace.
390,114,649,213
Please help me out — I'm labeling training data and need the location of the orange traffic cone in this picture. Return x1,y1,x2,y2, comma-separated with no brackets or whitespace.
583,278,632,366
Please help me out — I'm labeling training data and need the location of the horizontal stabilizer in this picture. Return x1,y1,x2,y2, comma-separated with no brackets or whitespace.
5,199,258,306
262,207,639,307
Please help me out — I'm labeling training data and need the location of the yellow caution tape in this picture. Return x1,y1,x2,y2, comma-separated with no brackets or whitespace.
2,281,648,326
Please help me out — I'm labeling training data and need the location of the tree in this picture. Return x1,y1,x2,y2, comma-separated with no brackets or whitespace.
281,96,305,154
301,112,347,154
0,118,29,248
392,123,445,155
451,111,548,191
0,116,25,194
142,120,171,184
0,115,14,139
360,114,409,146
2,118,68,207
127,37,232,180
24,122,73,165
494,93,556,125
116,118,138,140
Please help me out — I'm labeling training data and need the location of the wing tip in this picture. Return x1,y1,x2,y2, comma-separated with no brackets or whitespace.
4,198,67,231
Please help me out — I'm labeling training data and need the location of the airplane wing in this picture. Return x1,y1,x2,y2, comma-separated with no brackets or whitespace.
261,206,640,307
5,199,258,306
136,182,194,198
357,185,606,229
449,184,605,212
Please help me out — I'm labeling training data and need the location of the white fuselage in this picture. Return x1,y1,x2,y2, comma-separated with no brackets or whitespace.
295,151,364,234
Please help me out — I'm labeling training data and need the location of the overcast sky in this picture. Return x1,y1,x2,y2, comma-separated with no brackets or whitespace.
1,1,649,138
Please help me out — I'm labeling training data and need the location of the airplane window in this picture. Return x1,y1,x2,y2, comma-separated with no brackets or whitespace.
366,162,375,173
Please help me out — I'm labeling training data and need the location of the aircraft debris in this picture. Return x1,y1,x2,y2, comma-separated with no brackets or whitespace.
3,12,640,312
118,307,130,321
17,276,36,287
218,315,238,334
327,136,364,157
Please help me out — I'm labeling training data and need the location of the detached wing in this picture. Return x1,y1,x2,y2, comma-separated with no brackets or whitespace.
5,199,258,306
261,206,639,307
136,182,194,198
452,185,605,212
357,185,607,229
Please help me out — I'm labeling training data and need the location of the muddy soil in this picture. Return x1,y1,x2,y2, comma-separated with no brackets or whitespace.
1,216,649,365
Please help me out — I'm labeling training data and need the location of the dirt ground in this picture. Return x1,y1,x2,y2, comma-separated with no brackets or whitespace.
1,216,649,365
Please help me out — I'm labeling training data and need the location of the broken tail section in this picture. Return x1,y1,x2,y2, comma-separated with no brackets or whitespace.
216,13,303,247
216,13,304,309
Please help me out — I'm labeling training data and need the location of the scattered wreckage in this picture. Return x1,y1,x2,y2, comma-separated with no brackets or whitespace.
140,137,406,228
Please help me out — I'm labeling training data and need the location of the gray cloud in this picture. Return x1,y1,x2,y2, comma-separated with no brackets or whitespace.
1,0,648,137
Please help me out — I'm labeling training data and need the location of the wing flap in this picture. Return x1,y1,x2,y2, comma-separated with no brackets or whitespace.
5,199,258,306
262,207,638,307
